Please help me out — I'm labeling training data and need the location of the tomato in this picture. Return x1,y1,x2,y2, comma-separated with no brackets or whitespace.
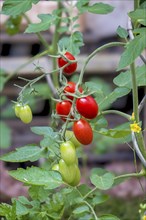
64,81,83,100
52,164,60,171
60,141,76,165
59,159,76,184
58,52,77,75
76,95,98,119
5,15,22,36
56,100,72,120
19,105,32,124
70,165,81,186
73,118,93,145
65,130,81,148
14,103,21,118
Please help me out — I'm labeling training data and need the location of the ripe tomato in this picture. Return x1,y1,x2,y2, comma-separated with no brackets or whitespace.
56,100,72,120
14,103,21,118
65,130,81,148
60,141,76,165
73,118,93,145
58,52,77,75
76,95,98,119
64,81,83,100
19,105,32,124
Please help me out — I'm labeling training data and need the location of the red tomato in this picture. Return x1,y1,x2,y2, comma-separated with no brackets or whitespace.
58,52,77,75
73,118,93,145
64,81,83,100
76,96,98,119
56,100,72,120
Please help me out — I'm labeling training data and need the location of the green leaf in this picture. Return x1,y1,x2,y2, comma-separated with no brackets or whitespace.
92,194,109,206
73,205,90,215
99,87,131,110
85,81,103,94
29,186,50,202
25,14,55,33
0,68,7,92
76,0,89,13
117,34,146,70
0,145,46,162
58,31,84,56
129,9,146,26
9,167,63,189
77,184,91,197
116,26,128,39
114,65,146,88
0,121,11,149
31,126,55,136
0,203,16,220
99,214,120,220
57,26,69,33
90,170,115,190
92,115,108,129
88,3,114,14
14,200,29,216
2,0,39,16
96,128,131,138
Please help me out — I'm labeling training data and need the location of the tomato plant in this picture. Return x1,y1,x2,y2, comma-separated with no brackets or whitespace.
0,0,146,220
58,52,77,75
76,95,99,119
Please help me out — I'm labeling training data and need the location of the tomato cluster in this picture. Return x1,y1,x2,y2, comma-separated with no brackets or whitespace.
52,141,81,186
14,103,32,124
57,52,99,145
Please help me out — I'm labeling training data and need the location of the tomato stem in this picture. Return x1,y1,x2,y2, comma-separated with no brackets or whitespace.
77,42,126,87
102,110,131,120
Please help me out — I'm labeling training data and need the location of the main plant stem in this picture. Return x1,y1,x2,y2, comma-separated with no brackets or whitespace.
130,62,146,163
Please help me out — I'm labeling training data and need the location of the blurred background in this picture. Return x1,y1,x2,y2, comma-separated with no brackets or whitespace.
0,1,145,219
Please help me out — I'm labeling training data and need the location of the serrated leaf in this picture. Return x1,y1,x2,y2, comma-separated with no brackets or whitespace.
9,167,63,189
92,115,108,129
0,145,45,162
88,3,114,14
76,0,89,13
99,87,131,110
2,0,39,16
96,128,131,138
15,200,29,216
73,205,89,215
129,9,146,26
29,186,50,202
114,65,146,88
58,31,84,56
90,171,115,190
85,81,103,94
99,214,120,220
0,121,11,149
25,14,55,33
116,26,128,38
31,126,54,136
117,34,146,70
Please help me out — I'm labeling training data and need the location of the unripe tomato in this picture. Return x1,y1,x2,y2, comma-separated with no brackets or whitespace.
52,164,60,171
73,118,93,145
64,81,83,100
59,159,76,184
14,103,21,118
60,141,76,165
56,100,72,121
70,165,81,186
76,95,98,119
58,52,77,75
19,105,32,124
65,130,81,148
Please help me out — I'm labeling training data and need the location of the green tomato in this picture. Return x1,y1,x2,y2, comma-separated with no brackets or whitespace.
52,164,59,171
14,103,21,118
60,141,76,165
65,130,81,148
59,159,76,184
70,165,81,186
19,105,32,124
